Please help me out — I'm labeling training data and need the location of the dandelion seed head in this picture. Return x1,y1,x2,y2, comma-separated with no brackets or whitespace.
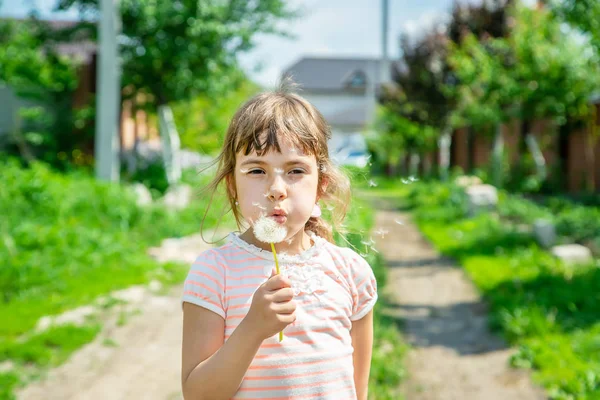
253,215,288,243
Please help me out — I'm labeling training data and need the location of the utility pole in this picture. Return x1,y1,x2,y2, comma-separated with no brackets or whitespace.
95,0,121,181
381,0,390,84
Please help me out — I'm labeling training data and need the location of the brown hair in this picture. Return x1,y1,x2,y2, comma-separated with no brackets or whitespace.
201,79,351,243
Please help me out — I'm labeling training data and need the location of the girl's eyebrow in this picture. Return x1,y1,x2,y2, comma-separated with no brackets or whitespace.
240,159,312,167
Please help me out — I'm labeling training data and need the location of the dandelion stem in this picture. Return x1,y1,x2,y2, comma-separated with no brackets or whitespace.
270,242,283,342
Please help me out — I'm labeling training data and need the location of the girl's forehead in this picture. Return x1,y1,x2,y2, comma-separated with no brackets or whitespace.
238,135,314,159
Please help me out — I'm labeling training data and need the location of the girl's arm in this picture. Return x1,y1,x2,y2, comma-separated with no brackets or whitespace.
181,303,263,400
350,308,374,400
182,270,296,400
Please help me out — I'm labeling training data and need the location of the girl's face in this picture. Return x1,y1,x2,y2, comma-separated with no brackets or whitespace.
233,138,321,240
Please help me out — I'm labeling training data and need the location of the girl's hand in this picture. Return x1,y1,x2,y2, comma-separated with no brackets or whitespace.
243,268,296,341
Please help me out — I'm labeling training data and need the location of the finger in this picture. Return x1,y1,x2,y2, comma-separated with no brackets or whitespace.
272,300,296,315
265,274,291,291
271,287,294,303
270,267,277,277
277,312,296,324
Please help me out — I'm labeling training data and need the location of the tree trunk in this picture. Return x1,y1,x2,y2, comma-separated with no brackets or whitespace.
525,134,547,182
438,127,452,181
158,104,182,185
491,123,504,188
408,152,420,177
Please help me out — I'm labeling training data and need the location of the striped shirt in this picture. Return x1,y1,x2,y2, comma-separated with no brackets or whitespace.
182,231,378,399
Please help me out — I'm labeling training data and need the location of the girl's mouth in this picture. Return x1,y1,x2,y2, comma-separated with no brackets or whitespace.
271,215,287,224
270,209,287,224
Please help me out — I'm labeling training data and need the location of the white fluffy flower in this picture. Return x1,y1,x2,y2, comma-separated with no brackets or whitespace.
253,215,287,243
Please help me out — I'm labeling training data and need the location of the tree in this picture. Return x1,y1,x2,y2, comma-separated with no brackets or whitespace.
550,0,600,55
447,3,600,190
0,19,91,168
54,0,297,182
448,0,515,43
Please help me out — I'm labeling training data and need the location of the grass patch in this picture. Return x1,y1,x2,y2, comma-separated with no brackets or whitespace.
0,159,232,398
338,193,408,399
383,177,600,399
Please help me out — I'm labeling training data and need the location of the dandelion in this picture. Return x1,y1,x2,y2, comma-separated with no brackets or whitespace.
368,180,378,187
253,215,288,342
394,218,404,225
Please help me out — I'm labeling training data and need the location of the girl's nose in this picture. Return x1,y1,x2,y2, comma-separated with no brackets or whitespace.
267,176,287,201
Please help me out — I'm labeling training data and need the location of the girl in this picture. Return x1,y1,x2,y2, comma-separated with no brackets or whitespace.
181,83,378,400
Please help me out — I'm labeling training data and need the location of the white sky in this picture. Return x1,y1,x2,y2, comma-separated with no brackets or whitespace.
0,0,536,87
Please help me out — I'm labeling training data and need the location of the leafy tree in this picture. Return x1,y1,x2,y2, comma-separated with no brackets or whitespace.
447,0,515,43
53,0,297,182
172,79,260,155
447,3,600,190
0,19,92,168
550,0,600,55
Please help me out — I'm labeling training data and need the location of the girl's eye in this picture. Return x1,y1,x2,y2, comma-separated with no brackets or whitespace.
248,169,265,175
289,169,305,175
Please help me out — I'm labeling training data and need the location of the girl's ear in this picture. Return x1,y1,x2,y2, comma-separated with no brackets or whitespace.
318,176,329,201
226,174,237,200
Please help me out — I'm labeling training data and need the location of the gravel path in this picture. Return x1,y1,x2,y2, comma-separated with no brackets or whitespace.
374,209,546,400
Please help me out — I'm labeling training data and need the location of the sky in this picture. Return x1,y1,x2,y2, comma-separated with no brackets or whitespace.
0,0,535,87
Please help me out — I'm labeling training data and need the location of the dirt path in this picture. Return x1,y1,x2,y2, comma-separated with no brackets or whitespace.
374,209,546,400
16,234,220,400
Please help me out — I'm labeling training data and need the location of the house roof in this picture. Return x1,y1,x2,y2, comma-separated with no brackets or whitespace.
282,56,394,92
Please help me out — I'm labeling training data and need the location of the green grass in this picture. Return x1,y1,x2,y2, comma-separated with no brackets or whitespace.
0,159,232,397
380,177,600,399
337,192,408,399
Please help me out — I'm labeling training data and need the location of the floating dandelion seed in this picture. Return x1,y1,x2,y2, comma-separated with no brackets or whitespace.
361,238,375,246
240,168,249,174
252,202,267,211
359,253,369,257
409,176,418,182
374,228,388,238
263,192,269,197
394,218,404,225
368,180,378,187
274,168,284,174
326,205,335,211
370,246,379,253
401,178,410,184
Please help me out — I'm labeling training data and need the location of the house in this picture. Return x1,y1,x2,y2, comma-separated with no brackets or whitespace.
281,56,392,162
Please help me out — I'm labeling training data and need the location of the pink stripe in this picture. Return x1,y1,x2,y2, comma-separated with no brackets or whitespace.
238,374,347,391
189,271,224,291
185,280,223,303
244,365,346,380
183,290,222,309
